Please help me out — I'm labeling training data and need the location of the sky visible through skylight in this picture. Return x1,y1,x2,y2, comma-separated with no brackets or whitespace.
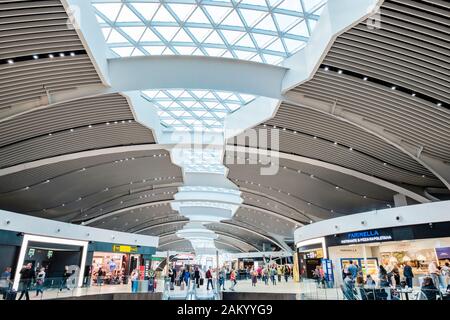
142,89,255,132
92,0,327,65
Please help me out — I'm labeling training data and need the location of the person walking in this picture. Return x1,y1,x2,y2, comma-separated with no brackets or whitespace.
284,265,290,283
270,266,277,285
277,265,282,283
229,269,237,291
169,266,176,290
403,261,414,288
347,260,358,279
194,266,201,289
18,263,35,300
263,267,269,285
131,269,139,293
428,261,440,288
96,267,104,286
218,267,226,291
0,267,12,300
206,267,214,290
35,267,46,297
441,262,450,288
251,268,257,287
183,267,191,288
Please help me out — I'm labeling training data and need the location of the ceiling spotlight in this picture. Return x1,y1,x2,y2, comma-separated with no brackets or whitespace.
333,142,338,145
59,53,65,57
7,59,14,64
349,147,353,151
49,54,54,58
391,86,396,90
338,70,343,74
324,66,329,71
363,77,368,81
335,186,339,190
437,102,442,107
383,162,387,166
411,93,416,97
70,52,76,57
363,195,367,199
33,55,39,60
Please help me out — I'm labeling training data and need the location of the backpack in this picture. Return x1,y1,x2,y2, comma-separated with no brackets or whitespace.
206,270,211,278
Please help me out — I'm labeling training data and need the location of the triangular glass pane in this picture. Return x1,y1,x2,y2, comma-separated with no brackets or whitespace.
250,53,264,63
227,103,242,110
179,91,193,98
205,47,226,56
240,0,268,7
107,29,129,43
111,47,134,57
131,3,160,21
263,53,283,64
203,92,216,99
254,15,278,32
141,28,162,42
303,0,325,12
155,26,179,41
143,90,159,99
131,48,145,56
239,9,266,27
235,34,255,48
234,50,254,60
222,50,234,58
158,100,173,108
274,13,299,31
96,15,106,24
203,30,224,45
167,90,184,98
162,47,176,55
172,110,186,117
192,48,206,56
155,91,169,98
283,37,306,52
204,102,219,109
267,0,283,6
252,33,277,48
143,46,166,55
287,20,309,37
265,38,285,52
220,10,244,28
187,7,211,24
168,4,196,21
204,5,232,24
239,94,256,103
220,30,245,45
188,28,211,42
277,0,303,12
153,6,176,22
172,28,194,43
116,5,141,22
93,3,122,21
191,91,208,98
181,101,197,108
193,110,208,117
121,26,146,41
174,46,197,55
216,92,233,100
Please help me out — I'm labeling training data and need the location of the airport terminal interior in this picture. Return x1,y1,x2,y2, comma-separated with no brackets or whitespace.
0,0,449,302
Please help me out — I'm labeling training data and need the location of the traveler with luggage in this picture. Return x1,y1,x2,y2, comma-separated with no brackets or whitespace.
229,269,237,291
0,267,12,300
18,263,35,300
194,266,201,289
218,267,226,290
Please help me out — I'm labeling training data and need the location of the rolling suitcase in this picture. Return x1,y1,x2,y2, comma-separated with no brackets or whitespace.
180,281,185,290
170,282,174,290
6,289,17,300
199,278,204,286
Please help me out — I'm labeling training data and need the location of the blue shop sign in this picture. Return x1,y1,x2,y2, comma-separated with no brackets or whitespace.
340,229,393,244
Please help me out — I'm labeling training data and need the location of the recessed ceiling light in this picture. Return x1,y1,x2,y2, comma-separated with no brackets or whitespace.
33,55,39,60
363,77,368,81
437,102,442,107
49,54,54,58
7,59,14,64
59,53,65,57
324,67,329,71
338,70,343,74
391,86,396,90
70,52,75,57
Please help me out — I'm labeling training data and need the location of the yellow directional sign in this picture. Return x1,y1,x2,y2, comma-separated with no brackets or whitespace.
112,245,138,253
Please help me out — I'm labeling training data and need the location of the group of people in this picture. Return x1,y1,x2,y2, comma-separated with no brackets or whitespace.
342,259,450,300
0,264,73,300
249,264,292,286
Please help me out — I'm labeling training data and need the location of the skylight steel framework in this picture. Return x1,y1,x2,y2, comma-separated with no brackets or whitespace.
92,0,327,65
141,89,255,131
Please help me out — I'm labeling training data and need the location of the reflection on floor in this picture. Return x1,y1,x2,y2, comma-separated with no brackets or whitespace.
20,278,344,300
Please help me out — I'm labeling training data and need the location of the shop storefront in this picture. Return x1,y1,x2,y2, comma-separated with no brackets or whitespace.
296,238,327,280
324,221,450,287
86,242,155,287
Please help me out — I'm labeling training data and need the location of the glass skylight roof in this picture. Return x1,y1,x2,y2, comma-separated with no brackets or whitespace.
141,89,255,131
92,0,327,65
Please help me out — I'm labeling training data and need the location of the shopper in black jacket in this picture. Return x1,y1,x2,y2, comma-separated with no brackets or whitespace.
18,263,35,300
403,261,414,288
194,267,201,289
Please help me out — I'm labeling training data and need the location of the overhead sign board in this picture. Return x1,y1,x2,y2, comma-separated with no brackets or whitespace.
340,229,393,245
112,244,138,253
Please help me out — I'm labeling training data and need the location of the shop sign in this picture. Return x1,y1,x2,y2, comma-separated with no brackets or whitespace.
112,244,138,253
340,229,392,244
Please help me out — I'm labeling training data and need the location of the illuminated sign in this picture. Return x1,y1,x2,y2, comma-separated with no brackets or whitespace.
112,245,138,253
340,229,392,244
